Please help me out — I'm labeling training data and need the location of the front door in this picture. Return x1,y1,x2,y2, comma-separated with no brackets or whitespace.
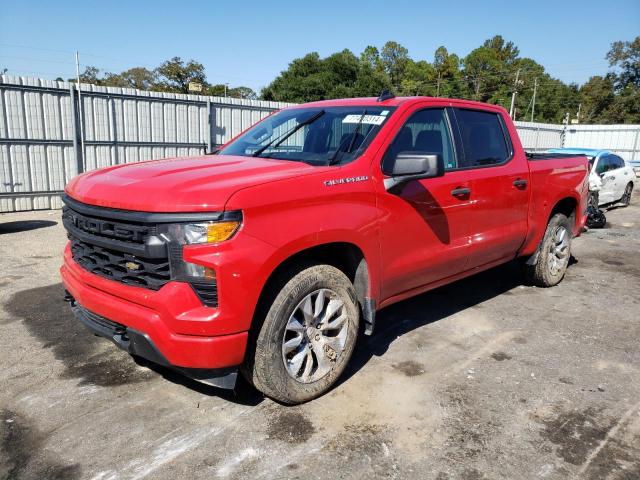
597,155,617,204
376,105,473,300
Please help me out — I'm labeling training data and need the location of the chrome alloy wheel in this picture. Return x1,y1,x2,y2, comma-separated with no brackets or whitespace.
281,288,349,384
548,225,570,276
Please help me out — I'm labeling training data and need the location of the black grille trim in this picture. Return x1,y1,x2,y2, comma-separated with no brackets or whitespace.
63,199,171,291
70,238,170,290
191,282,219,307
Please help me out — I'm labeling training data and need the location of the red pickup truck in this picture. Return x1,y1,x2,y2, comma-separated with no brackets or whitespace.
61,95,588,404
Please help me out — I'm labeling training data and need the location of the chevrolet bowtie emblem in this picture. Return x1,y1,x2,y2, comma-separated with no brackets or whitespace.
125,261,141,271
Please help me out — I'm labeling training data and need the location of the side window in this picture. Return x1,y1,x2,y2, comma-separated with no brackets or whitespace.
612,155,625,169
595,156,608,174
454,109,511,168
382,108,456,173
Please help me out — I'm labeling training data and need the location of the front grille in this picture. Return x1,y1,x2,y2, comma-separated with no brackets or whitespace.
63,204,170,290
70,238,170,289
64,208,155,243
62,197,221,305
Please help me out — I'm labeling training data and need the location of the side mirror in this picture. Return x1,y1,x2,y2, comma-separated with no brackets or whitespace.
384,153,444,191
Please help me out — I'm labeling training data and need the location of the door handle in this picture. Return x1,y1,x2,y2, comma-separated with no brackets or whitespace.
513,179,528,189
451,187,471,197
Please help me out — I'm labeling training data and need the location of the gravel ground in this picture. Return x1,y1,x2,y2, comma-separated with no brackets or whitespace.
1,194,639,480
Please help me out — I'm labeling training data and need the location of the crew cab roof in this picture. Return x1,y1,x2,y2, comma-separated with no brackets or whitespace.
289,96,509,113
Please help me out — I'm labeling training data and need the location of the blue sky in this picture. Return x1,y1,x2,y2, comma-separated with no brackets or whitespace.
1,0,638,92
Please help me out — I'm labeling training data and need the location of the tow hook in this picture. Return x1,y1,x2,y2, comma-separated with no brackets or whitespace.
63,291,76,307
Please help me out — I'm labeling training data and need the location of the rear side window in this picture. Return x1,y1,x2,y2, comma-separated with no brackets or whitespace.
611,155,625,169
454,109,511,168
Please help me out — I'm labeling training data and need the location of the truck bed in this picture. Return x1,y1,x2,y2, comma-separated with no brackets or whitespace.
526,152,587,161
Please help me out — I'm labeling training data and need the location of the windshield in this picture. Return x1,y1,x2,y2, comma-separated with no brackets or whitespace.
219,106,396,165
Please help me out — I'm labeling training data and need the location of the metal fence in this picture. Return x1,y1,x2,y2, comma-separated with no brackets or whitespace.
2,75,639,212
0,75,291,212
514,120,640,160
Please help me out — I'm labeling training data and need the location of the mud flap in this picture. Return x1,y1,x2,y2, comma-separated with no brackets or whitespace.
362,298,376,336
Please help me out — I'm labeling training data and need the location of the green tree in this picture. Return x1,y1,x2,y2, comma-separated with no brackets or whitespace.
380,41,410,91
433,46,463,98
400,60,435,96
606,36,640,89
462,45,501,101
75,66,103,85
155,57,207,93
360,45,383,72
262,52,327,102
103,67,157,90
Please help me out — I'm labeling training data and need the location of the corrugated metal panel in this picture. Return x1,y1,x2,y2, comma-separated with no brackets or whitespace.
2,74,638,213
0,75,291,212
563,124,640,161
514,121,564,152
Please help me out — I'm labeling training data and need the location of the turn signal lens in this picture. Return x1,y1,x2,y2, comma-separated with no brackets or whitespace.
181,221,240,244
206,221,240,243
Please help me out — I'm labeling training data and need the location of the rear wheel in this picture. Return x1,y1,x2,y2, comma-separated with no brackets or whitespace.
524,213,572,287
243,264,359,404
620,182,633,207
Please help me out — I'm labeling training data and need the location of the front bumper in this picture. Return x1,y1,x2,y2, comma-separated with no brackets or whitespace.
67,299,238,388
61,246,248,380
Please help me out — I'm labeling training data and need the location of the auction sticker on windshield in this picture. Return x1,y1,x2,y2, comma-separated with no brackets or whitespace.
342,114,386,125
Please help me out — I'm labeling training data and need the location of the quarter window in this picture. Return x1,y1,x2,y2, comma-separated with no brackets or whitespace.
454,109,510,168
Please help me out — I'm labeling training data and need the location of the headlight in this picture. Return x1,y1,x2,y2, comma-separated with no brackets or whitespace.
159,211,242,285
162,212,242,246
182,221,240,244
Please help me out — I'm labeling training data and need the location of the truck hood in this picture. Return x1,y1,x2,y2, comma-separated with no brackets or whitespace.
65,155,316,212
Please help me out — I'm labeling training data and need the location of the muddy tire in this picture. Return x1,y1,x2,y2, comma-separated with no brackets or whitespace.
524,213,573,287
620,182,633,207
243,264,359,404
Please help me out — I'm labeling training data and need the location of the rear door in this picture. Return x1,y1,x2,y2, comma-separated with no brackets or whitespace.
375,104,473,299
450,108,530,269
610,154,632,200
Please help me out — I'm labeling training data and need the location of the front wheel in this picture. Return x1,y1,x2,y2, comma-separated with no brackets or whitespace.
620,182,633,207
523,213,573,287
243,264,360,404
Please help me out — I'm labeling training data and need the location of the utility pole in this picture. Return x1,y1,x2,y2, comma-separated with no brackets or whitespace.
531,78,538,122
509,68,521,119
75,51,85,166
576,103,582,124
436,72,441,97
224,83,229,98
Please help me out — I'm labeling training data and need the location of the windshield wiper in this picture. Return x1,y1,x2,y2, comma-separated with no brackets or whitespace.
327,109,367,166
252,110,325,158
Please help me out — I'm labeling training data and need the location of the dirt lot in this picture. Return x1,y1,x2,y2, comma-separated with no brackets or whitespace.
1,195,639,480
